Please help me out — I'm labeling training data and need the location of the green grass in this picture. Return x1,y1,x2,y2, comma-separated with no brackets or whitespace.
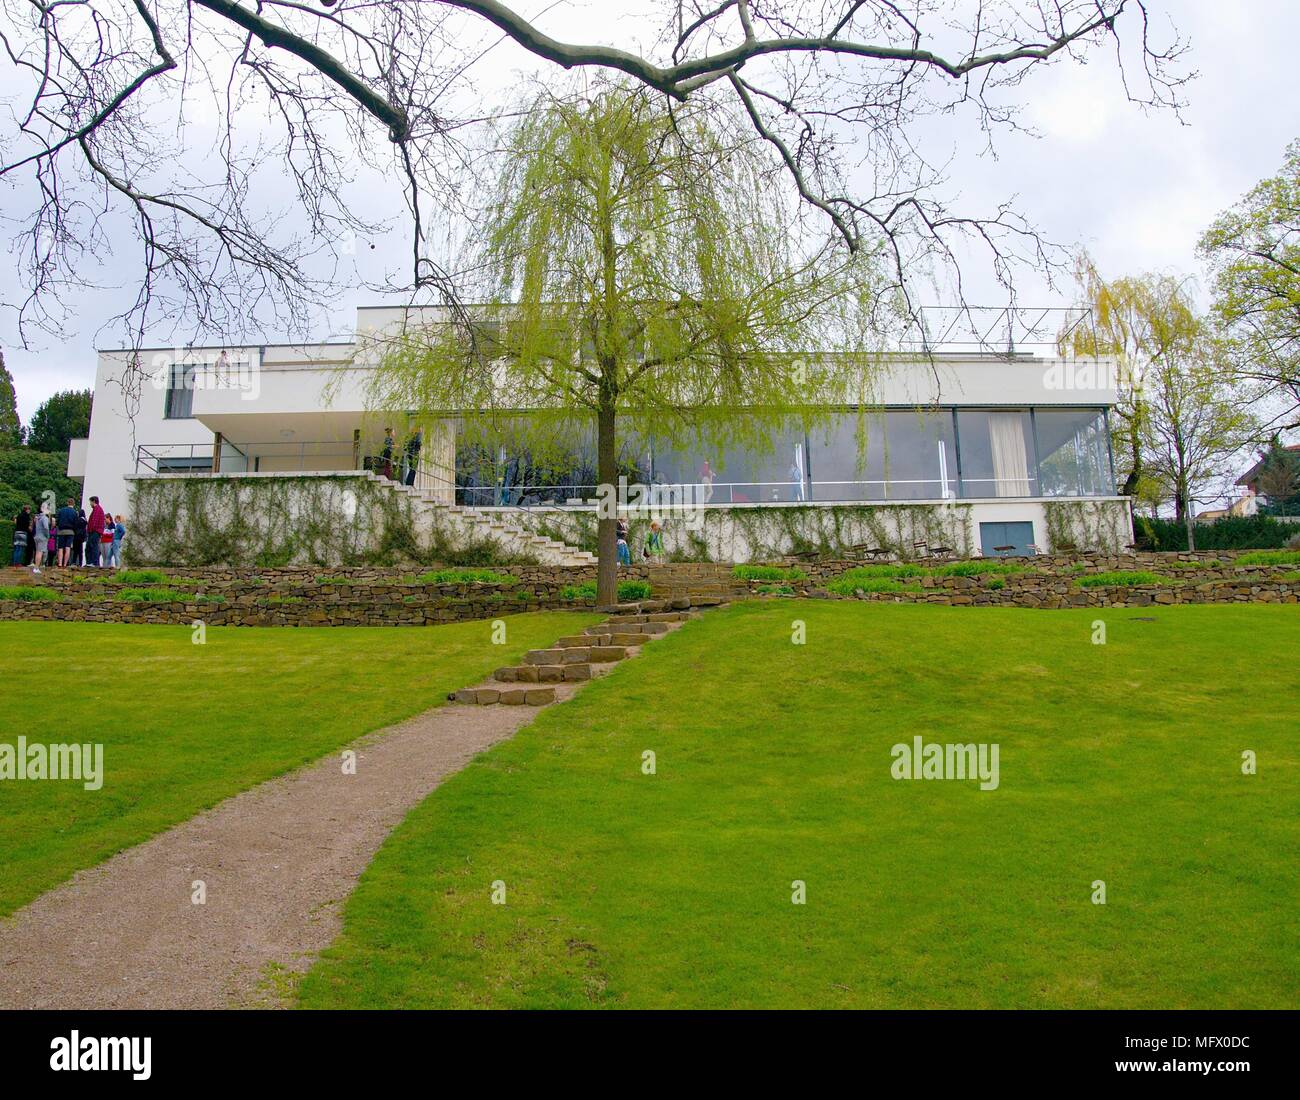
929,560,1026,578
299,601,1299,1009
732,564,808,582
1236,550,1300,567
113,569,170,586
0,612,598,917
1277,571,1300,583
1075,570,1162,588
410,569,518,586
827,576,923,595
116,586,190,602
0,585,61,601
560,580,652,602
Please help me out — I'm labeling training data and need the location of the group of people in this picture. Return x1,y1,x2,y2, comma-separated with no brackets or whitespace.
11,496,126,574
379,427,422,487
615,517,665,566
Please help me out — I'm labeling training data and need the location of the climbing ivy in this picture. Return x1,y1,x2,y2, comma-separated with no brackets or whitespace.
1043,500,1127,553
128,476,539,568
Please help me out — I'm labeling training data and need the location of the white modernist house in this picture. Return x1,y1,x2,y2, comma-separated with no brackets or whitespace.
69,305,1132,564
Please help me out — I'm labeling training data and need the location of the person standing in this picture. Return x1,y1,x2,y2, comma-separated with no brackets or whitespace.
643,520,665,562
31,507,50,573
380,428,395,481
12,505,31,566
72,506,87,567
86,495,105,567
699,459,714,504
108,514,126,568
99,514,117,567
616,516,631,567
404,428,422,487
55,498,78,567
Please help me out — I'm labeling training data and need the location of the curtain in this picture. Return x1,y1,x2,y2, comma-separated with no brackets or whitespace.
988,413,1031,497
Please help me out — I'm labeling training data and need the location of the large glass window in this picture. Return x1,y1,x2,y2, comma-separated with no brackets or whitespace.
164,363,195,419
806,413,885,501
653,423,807,504
1034,408,1113,497
882,411,957,500
956,410,1036,498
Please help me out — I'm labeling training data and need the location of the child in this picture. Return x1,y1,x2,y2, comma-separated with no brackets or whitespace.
643,520,665,562
616,517,631,567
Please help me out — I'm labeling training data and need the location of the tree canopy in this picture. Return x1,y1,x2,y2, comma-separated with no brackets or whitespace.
0,0,1186,357
1200,139,1300,434
26,390,92,453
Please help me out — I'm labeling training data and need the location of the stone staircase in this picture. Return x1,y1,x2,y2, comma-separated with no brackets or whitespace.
363,472,596,566
449,596,726,706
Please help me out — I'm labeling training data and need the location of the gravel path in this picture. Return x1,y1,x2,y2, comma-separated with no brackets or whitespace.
0,686,584,1009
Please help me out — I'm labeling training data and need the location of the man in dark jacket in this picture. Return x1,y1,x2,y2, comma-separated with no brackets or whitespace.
86,495,105,567
72,507,87,567
55,498,78,567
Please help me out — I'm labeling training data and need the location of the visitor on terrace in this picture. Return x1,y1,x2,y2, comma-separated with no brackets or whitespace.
11,505,31,566
30,507,49,573
55,497,78,567
644,520,665,562
86,496,105,566
616,516,631,566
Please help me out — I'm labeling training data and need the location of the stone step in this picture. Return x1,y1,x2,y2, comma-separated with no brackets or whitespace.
495,664,591,683
524,647,592,665
451,686,555,706
558,634,606,648
587,645,629,663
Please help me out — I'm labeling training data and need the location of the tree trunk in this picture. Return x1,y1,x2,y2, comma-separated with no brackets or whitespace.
1184,499,1196,552
595,395,619,609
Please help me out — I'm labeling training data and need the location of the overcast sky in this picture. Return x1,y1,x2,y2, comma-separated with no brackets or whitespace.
3,0,1298,424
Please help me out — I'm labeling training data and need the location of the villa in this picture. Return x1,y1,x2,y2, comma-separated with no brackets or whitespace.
68,305,1132,566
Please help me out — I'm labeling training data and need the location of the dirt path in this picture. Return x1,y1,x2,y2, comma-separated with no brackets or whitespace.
0,687,584,1009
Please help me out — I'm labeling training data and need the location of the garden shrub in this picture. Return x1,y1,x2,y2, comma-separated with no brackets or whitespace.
732,564,808,582
116,587,190,602
1235,550,1300,567
410,568,518,586
1075,571,1161,588
114,569,168,586
0,585,61,601
827,576,923,595
560,580,651,602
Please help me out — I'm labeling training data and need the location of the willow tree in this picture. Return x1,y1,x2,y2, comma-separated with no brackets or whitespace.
369,82,885,604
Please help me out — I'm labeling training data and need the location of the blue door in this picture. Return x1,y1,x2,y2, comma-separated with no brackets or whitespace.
979,520,1036,557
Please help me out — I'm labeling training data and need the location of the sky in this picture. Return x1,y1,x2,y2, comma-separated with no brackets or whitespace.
2,0,1298,425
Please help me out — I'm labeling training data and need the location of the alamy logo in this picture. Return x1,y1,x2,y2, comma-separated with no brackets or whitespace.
890,736,1000,791
0,737,103,790
50,1031,151,1080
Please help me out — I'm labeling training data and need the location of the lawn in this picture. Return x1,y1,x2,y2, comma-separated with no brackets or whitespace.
0,612,597,916
298,601,1299,1009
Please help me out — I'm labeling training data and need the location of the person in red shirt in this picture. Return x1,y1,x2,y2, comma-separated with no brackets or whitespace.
86,496,106,567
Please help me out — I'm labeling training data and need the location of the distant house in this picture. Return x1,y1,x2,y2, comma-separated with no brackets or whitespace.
1236,444,1300,497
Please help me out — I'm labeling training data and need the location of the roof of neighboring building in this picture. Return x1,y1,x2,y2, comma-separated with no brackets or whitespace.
1237,443,1300,486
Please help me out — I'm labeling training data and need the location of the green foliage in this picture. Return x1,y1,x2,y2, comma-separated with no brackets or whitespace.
732,564,807,582
116,587,190,602
261,595,305,606
0,585,60,601
1075,571,1161,588
1235,550,1300,567
114,569,168,586
0,447,81,522
827,576,923,595
987,578,1005,590
754,584,795,595
365,81,888,601
0,352,21,448
832,564,924,582
560,579,651,602
1200,140,1300,425
411,569,519,586
25,389,91,452
1133,513,1296,551
128,475,536,569
930,561,1025,577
